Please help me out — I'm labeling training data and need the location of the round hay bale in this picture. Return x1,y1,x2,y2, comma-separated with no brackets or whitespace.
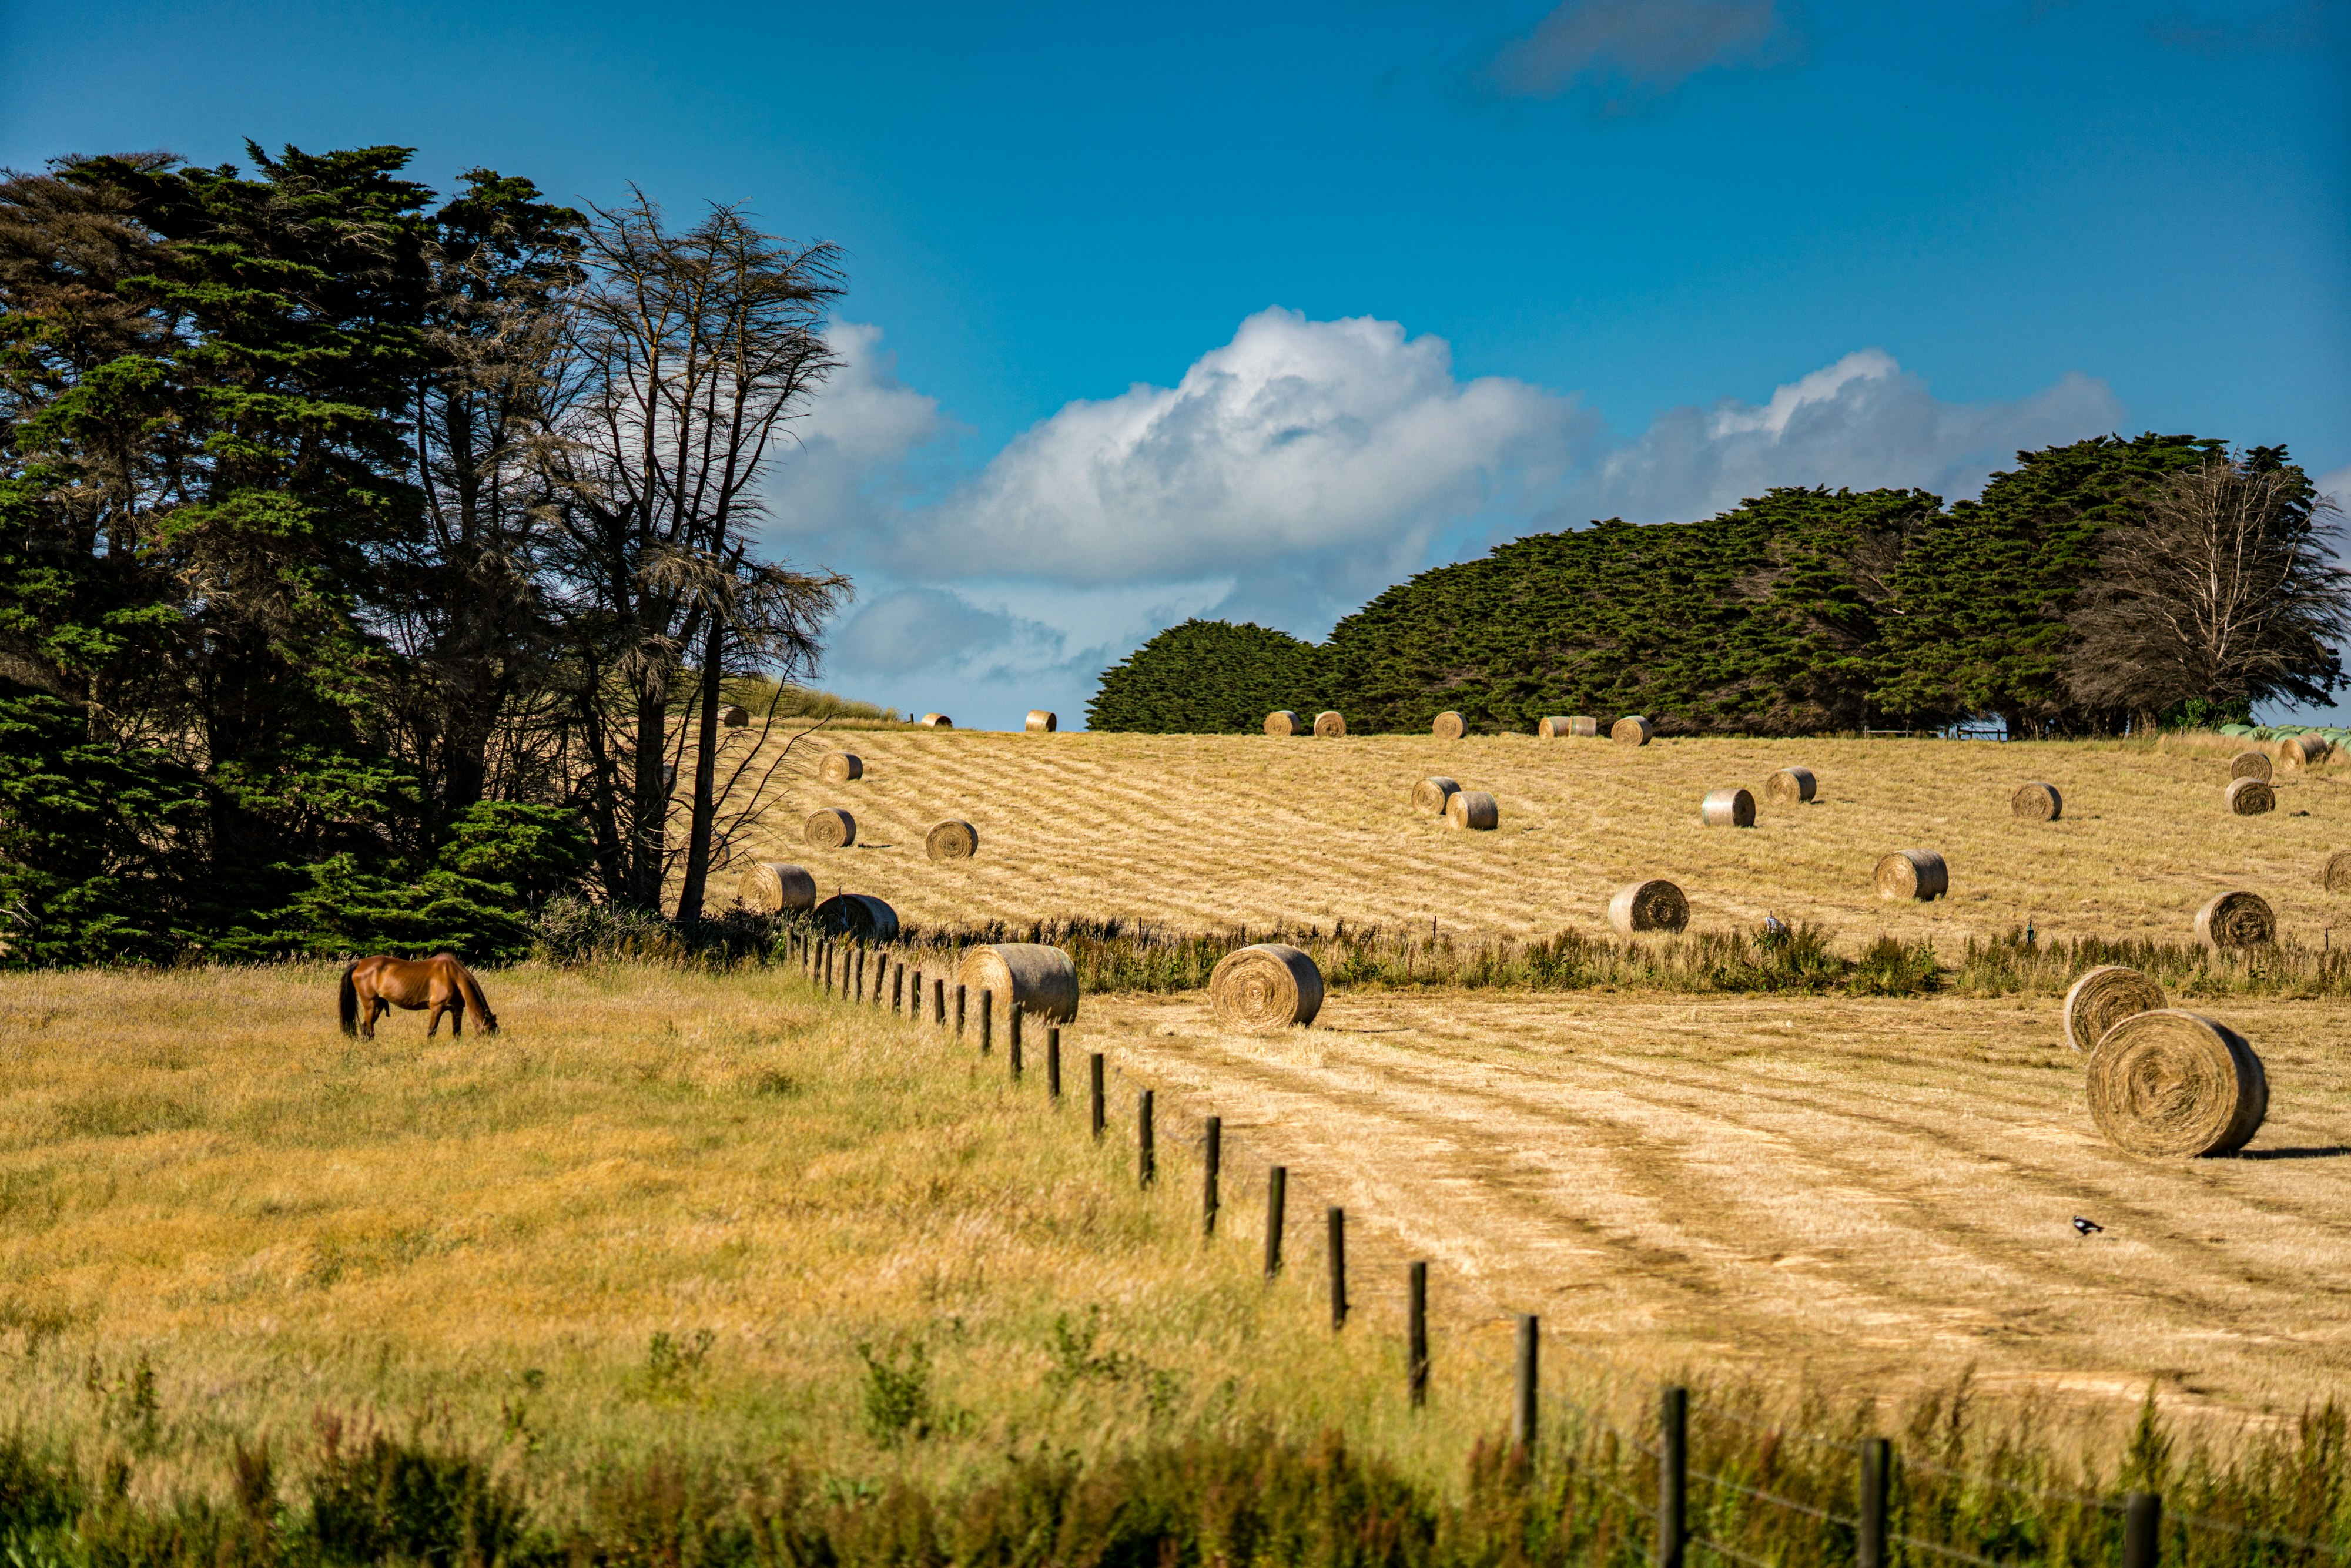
1700,786,1755,827
1025,709,1058,733
1314,710,1347,737
1208,943,1325,1031
1762,767,1817,804
2231,750,2273,783
2278,736,2315,769
804,808,855,850
1411,776,1461,815
1537,716,1575,739
2087,1010,2268,1157
919,713,953,728
1264,710,1301,736
738,862,817,914
1874,849,1948,902
1569,715,1599,738
2226,776,2275,815
1446,789,1498,830
2194,890,2275,950
2061,964,2167,1053
1612,715,1653,746
2322,849,2351,892
2301,732,2334,760
814,893,899,942
819,752,863,784
1607,879,1689,936
958,942,1079,1024
720,704,751,728
1431,711,1466,740
2011,782,2063,822
925,819,979,861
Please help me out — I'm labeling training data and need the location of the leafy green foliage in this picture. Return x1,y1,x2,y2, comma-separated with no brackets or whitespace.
1086,618,1325,732
1093,436,2333,736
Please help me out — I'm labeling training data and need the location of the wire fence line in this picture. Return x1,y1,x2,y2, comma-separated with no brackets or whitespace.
789,929,2351,1567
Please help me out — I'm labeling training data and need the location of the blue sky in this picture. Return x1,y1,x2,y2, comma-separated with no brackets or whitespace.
5,0,2346,727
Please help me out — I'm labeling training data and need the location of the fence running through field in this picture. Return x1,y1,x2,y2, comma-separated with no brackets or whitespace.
785,926,2343,1567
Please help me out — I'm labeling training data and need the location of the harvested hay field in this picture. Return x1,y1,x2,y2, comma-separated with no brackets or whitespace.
1079,985,2351,1420
735,729,2351,951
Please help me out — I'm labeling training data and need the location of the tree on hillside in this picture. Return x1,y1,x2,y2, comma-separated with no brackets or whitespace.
1871,434,2221,735
547,195,850,922
1087,619,1326,732
2063,450,2349,722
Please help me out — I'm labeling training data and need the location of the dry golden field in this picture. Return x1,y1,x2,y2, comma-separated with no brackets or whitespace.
0,963,1502,1512
724,726,2351,951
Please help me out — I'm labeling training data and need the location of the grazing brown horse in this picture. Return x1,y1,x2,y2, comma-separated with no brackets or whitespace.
339,953,498,1039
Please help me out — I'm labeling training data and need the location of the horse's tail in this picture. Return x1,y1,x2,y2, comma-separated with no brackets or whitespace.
338,964,359,1037
453,959,497,1034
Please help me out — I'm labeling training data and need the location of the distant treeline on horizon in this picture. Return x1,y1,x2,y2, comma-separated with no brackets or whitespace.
1087,434,2345,740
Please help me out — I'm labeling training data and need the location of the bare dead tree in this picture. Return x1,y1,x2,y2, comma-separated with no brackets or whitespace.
2064,454,2351,723
547,193,848,916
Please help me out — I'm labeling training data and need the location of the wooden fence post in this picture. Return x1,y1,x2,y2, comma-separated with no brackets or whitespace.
1659,1385,1688,1568
1139,1090,1154,1187
1859,1438,1890,1568
1047,1027,1062,1098
933,978,945,1027
1089,1053,1105,1138
1514,1315,1538,1453
1327,1207,1347,1329
1202,1116,1220,1235
2123,1493,2160,1568
854,948,865,1003
979,990,992,1054
1009,1009,1023,1078
1408,1262,1428,1406
955,984,966,1038
1264,1166,1286,1277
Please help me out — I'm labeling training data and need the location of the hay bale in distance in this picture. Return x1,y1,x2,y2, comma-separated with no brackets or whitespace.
1612,715,1653,746
819,752,863,784
2062,964,2167,1053
959,942,1080,1024
738,862,817,914
2087,1010,2268,1157
925,819,979,861
1431,711,1466,740
1025,709,1058,733
1763,767,1817,804
1446,789,1498,830
2231,750,2273,783
2194,890,2275,950
1208,943,1324,1031
1569,716,1599,737
2011,782,2063,822
1607,879,1689,936
804,808,855,850
2302,733,2335,760
2225,777,2275,815
1536,716,1574,739
1314,710,1347,737
1411,776,1461,815
1264,710,1301,736
815,893,899,942
919,713,953,728
1874,849,1948,902
2322,849,2351,892
720,704,751,728
1700,786,1756,828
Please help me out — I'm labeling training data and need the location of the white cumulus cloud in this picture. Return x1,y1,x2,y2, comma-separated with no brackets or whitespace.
1555,348,2124,527
762,320,949,545
899,307,1591,594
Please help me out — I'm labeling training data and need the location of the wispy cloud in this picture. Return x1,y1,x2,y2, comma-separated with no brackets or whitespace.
1490,0,1802,102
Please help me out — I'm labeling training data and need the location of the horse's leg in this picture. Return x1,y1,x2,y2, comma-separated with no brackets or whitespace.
362,994,383,1040
448,982,464,1037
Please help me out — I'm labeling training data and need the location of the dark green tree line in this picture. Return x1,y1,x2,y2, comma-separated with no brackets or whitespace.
0,144,850,965
1091,436,2344,737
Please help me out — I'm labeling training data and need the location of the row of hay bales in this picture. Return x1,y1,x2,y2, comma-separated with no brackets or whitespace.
1266,710,1656,743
